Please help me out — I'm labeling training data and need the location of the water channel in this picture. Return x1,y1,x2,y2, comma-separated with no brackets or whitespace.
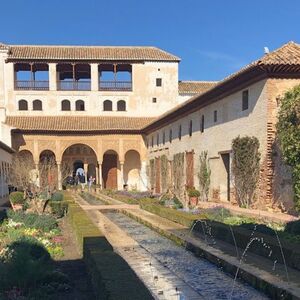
103,211,268,300
81,194,269,299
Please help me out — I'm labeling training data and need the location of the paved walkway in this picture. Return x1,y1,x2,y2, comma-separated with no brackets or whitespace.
75,194,203,300
80,204,140,210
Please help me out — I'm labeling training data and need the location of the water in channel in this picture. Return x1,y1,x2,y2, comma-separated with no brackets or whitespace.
104,211,269,300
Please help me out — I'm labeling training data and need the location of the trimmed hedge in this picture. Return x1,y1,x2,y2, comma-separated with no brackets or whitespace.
9,191,25,204
64,192,153,300
140,202,205,228
192,220,300,271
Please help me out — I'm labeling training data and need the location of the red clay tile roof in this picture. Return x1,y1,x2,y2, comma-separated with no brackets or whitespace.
144,41,300,132
5,116,156,132
4,44,180,61
178,81,218,94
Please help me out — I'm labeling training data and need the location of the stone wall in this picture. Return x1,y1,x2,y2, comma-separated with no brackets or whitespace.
146,78,300,210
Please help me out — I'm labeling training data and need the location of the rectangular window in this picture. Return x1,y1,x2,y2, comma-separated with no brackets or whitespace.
156,78,162,87
156,134,159,146
151,136,154,147
189,120,193,137
214,110,217,122
169,129,172,143
201,115,205,133
179,125,182,141
242,90,249,111
152,97,157,103
163,131,165,145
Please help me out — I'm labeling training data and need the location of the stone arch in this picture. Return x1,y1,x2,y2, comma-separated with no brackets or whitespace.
62,143,98,185
39,150,57,189
60,141,98,162
102,150,118,189
124,150,141,190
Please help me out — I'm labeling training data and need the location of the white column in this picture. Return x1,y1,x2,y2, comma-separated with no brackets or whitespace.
49,63,57,91
119,161,124,190
57,162,62,190
84,163,88,184
98,162,102,189
91,63,99,91
140,161,148,191
96,165,99,185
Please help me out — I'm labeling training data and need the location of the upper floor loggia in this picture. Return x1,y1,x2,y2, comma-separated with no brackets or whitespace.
0,44,180,92
14,62,132,92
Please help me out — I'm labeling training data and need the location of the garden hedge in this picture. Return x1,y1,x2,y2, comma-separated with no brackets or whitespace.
64,192,153,300
140,202,205,227
192,220,300,271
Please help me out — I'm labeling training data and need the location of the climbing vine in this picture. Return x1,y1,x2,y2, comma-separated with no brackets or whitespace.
277,85,300,211
173,153,185,200
198,151,211,201
149,159,155,190
231,136,261,208
160,155,168,192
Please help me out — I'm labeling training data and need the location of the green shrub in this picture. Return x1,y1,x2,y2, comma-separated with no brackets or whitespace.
9,191,24,204
0,237,52,293
231,136,261,208
187,188,200,198
203,207,232,222
277,85,300,211
140,202,204,227
50,201,68,218
0,211,7,223
285,220,300,235
7,210,58,232
51,192,64,202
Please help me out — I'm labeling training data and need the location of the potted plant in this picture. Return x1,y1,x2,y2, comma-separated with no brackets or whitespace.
9,191,25,211
187,187,200,206
94,184,101,193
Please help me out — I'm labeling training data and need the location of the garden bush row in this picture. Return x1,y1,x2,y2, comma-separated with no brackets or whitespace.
140,202,205,227
64,192,153,300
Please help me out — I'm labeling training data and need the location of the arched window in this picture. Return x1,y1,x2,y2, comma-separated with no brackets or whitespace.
117,100,126,111
33,99,42,111
75,100,85,111
18,99,28,111
103,100,112,111
61,99,71,111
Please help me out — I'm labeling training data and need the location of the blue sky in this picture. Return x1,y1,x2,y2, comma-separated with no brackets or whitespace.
1,0,300,81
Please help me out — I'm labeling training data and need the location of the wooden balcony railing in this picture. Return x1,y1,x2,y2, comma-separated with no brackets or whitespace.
57,81,91,91
99,81,132,91
14,80,49,90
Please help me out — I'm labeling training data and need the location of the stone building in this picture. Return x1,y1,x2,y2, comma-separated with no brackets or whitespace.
0,41,300,210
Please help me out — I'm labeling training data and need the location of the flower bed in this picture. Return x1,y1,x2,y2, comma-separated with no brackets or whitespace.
0,210,70,299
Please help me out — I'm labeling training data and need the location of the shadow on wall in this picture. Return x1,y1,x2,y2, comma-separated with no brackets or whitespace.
124,150,141,189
